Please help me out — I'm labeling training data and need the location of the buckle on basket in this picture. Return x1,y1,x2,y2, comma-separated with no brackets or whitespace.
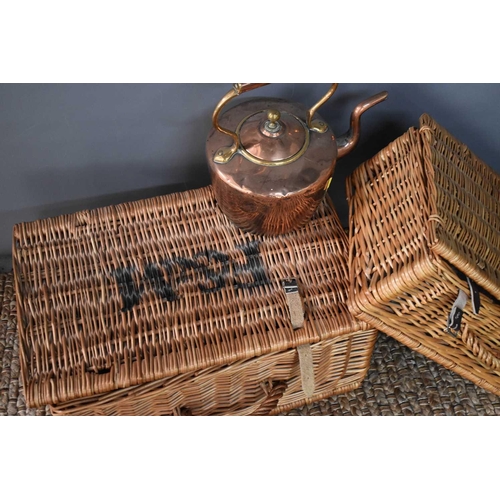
282,278,299,295
282,278,304,330
445,289,467,337
445,274,483,337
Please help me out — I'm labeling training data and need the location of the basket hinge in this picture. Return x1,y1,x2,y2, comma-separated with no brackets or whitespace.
282,278,315,398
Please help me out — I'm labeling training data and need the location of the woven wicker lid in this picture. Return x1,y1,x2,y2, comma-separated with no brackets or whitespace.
419,114,500,301
13,186,363,407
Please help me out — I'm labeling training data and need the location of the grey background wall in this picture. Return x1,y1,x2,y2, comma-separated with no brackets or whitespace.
1,83,499,271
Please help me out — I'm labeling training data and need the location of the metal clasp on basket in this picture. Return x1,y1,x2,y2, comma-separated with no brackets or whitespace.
282,278,299,295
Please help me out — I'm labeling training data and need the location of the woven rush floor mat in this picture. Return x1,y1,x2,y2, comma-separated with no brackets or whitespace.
0,273,47,416
1,272,499,416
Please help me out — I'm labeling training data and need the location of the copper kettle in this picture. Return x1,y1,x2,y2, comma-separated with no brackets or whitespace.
206,83,388,235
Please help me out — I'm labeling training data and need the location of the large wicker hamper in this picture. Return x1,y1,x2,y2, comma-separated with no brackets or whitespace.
348,114,500,396
13,186,376,415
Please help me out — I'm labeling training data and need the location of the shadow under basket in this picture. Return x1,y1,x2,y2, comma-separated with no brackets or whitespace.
348,114,500,396
13,186,376,415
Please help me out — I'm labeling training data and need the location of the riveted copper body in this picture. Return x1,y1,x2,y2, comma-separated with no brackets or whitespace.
206,84,388,235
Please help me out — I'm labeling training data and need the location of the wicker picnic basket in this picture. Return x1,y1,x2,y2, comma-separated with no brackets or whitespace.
13,186,376,415
348,114,500,396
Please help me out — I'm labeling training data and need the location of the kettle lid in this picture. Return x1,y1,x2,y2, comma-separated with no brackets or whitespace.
238,109,309,165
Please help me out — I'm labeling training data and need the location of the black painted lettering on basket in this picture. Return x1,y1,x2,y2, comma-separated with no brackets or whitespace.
143,263,178,301
112,267,144,312
195,249,230,293
233,242,270,290
113,242,270,311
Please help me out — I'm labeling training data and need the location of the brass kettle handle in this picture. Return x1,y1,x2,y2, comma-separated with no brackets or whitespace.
306,83,338,132
212,83,339,164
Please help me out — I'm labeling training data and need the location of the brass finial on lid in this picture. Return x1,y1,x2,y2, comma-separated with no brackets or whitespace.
262,109,284,136
266,110,281,128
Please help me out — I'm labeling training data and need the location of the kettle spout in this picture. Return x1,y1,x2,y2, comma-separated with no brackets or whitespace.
336,91,388,159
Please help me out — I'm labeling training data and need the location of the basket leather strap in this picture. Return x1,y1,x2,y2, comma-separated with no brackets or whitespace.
297,344,315,398
282,278,315,398
282,278,305,329
446,267,482,336
466,277,481,314
446,289,468,334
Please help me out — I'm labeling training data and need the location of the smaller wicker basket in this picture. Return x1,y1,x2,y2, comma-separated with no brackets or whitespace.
348,114,500,396
13,186,376,415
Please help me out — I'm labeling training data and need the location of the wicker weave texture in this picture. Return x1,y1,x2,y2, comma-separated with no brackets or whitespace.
348,114,500,395
49,329,375,416
420,114,500,298
4,272,500,417
13,186,374,413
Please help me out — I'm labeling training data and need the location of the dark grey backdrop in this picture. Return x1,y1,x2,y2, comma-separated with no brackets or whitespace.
1,83,499,271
